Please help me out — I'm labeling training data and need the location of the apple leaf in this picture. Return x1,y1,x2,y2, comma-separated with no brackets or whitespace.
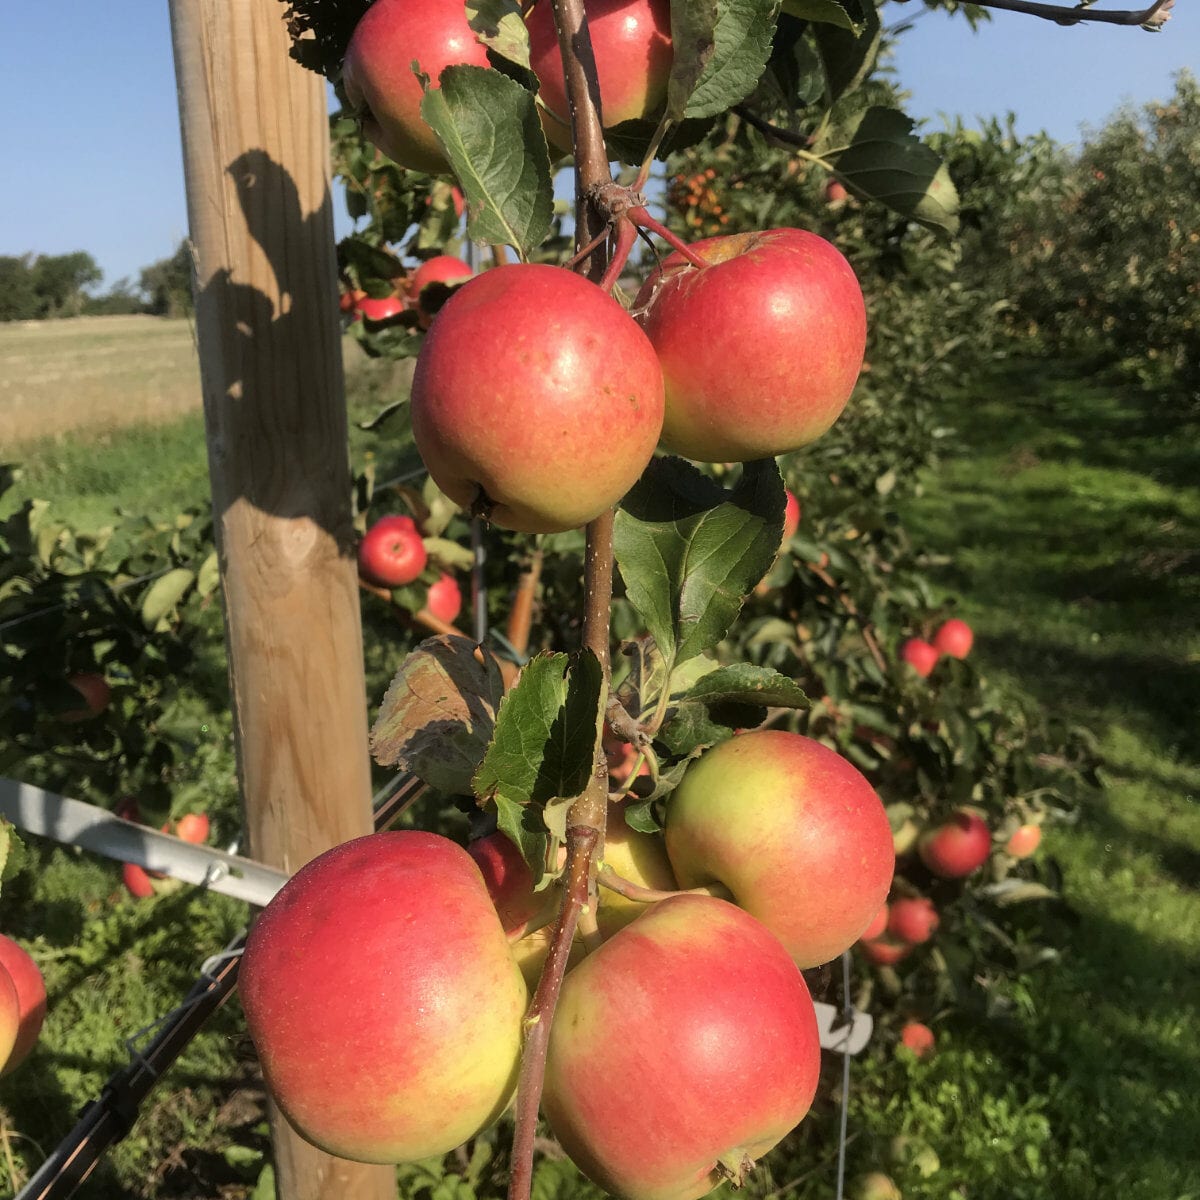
818,106,960,236
665,0,718,122
622,753,700,833
813,0,882,104
614,458,785,669
465,0,531,70
657,663,809,757
421,65,553,259
685,0,779,121
780,0,868,33
370,634,505,795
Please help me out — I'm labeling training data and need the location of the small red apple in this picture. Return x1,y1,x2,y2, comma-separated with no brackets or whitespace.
858,937,911,967
411,264,665,533
635,228,866,462
900,638,939,678
919,810,991,879
932,617,974,659
425,571,462,624
358,516,428,587
543,896,821,1200
342,0,491,174
860,903,888,942
123,862,156,899
174,813,210,845
0,936,46,1076
887,896,939,945
355,294,405,323
824,179,849,205
61,672,111,722
783,490,801,541
900,1021,936,1058
339,287,367,314
410,255,472,329
1005,823,1042,859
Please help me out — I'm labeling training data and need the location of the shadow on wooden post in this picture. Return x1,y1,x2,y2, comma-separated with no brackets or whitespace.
168,3,396,1198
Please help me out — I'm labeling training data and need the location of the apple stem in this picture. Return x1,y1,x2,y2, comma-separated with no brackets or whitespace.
597,218,639,294
596,866,734,905
628,207,709,271
507,825,598,1200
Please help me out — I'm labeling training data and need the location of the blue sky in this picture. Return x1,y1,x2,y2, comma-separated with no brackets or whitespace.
0,2,1194,290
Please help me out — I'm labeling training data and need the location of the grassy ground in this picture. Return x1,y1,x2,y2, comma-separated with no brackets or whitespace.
893,356,1200,1199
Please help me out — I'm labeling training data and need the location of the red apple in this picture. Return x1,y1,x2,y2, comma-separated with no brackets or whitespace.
858,937,911,967
543,895,821,1200
0,968,18,1075
339,287,367,314
0,936,46,1076
782,490,802,541
824,179,848,205
174,813,210,845
425,571,462,623
900,638,939,678
665,730,894,968
467,831,556,940
634,228,866,462
1005,823,1042,858
410,255,472,329
411,264,664,533
358,516,428,587
355,293,405,323
61,672,111,722
860,903,888,943
240,832,527,1163
123,862,156,899
527,0,673,136
887,896,939,945
900,1021,936,1058
342,0,491,175
932,617,974,659
919,810,991,879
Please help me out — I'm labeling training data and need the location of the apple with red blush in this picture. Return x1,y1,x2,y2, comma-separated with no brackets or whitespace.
919,809,991,878
358,515,428,588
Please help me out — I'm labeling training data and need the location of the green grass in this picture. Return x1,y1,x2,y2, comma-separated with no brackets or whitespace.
889,357,1200,1199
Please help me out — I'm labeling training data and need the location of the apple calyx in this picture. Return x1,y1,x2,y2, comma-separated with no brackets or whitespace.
716,1152,756,1187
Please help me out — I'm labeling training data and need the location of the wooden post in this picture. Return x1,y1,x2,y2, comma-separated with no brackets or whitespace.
167,4,396,1198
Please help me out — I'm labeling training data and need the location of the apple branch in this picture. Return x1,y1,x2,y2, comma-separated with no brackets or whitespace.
596,865,733,905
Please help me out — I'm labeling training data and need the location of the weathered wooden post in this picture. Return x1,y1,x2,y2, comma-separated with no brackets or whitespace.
167,3,395,1197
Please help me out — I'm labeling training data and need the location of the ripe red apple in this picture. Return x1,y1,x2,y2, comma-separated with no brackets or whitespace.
358,516,428,587
355,293,405,323
887,896,939,945
900,1021,936,1058
634,228,866,462
527,0,673,136
0,968,18,1075
919,809,991,879
860,903,888,943
410,255,472,329
173,813,210,845
543,895,821,1200
425,571,462,623
824,179,849,205
240,832,527,1163
122,862,156,899
61,672,111,722
665,730,894,968
900,637,939,678
342,0,491,174
932,617,974,659
783,489,801,541
858,936,911,966
467,831,557,940
1005,823,1042,859
411,264,664,533
0,937,46,1076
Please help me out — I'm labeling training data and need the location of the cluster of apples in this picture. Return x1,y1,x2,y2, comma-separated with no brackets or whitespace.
341,253,473,329
0,934,46,1078
900,617,974,679
357,513,462,623
239,729,896,1199
115,798,211,899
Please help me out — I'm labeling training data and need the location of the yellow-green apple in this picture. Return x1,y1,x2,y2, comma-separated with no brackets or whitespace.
61,672,111,722
919,809,991,878
411,264,664,533
527,0,673,138
543,895,821,1200
783,490,801,541
1005,822,1042,859
634,229,866,462
240,832,527,1163
410,255,472,329
932,617,973,659
342,0,490,174
900,1021,935,1058
425,571,462,623
887,896,938,945
358,515,428,587
849,1172,902,1200
665,730,894,968
900,638,938,678
0,936,45,1076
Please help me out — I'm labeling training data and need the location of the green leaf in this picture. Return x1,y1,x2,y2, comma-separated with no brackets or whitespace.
0,820,27,901
813,0,882,103
421,65,553,259
623,752,700,832
666,0,718,121
140,568,194,629
686,0,779,121
780,0,868,32
819,106,960,235
371,635,505,794
614,458,785,668
466,0,531,69
422,537,475,571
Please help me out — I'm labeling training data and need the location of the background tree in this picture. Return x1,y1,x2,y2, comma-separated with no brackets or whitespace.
30,251,102,317
0,254,39,321
138,241,194,317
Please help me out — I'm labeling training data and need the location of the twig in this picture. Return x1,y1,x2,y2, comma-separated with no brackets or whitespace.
968,0,1171,25
807,564,889,675
596,865,732,905
506,548,543,659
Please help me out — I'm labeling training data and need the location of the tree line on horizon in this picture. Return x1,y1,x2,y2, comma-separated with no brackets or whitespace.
0,242,193,322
